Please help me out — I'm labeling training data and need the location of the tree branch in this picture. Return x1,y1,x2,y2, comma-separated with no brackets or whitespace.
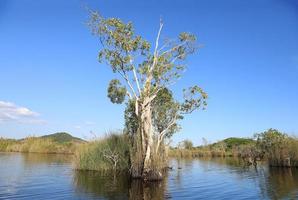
159,41,187,57
155,114,177,154
159,114,177,140
116,69,138,99
126,91,132,99
157,38,174,53
132,65,142,95
149,19,164,73
115,56,139,100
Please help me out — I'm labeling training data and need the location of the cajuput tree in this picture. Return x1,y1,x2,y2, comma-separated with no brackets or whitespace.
89,12,207,180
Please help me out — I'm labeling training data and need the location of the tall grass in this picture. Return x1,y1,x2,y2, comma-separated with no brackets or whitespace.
169,137,255,158
0,138,17,152
74,132,130,171
0,137,77,154
169,148,231,158
169,147,239,158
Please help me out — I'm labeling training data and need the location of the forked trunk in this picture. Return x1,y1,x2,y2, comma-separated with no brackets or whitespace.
130,97,163,181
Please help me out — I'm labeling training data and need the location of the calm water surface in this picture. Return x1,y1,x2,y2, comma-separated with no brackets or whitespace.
0,152,298,199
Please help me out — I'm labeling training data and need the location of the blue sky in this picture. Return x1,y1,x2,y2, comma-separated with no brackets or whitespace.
0,0,298,145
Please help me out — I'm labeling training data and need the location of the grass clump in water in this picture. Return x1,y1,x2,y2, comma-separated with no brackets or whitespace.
74,132,130,172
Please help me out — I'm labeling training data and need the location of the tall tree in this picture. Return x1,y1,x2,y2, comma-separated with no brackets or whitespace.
89,11,207,180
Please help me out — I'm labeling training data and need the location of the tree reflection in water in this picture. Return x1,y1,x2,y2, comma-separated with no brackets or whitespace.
73,170,169,200
265,167,298,199
196,157,298,199
73,158,298,199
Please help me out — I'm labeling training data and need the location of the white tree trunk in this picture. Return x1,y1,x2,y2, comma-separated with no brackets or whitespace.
141,97,153,173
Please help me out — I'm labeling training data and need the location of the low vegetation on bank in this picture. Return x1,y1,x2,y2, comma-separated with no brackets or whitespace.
0,132,84,154
169,137,255,158
170,129,298,168
1,129,297,170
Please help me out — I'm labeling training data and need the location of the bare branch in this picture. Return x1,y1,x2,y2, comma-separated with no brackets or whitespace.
151,52,185,91
103,147,120,170
147,87,163,103
149,19,164,73
116,68,139,100
155,114,177,154
159,114,177,140
157,38,174,53
124,72,139,100
159,41,187,57
132,65,142,94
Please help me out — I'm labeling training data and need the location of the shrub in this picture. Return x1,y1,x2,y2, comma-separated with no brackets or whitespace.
255,129,298,167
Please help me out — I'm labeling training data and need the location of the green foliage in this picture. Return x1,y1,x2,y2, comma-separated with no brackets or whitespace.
88,11,207,115
149,32,197,87
152,88,181,137
255,129,288,152
74,132,130,171
107,79,127,104
180,86,208,113
89,12,150,76
124,100,138,137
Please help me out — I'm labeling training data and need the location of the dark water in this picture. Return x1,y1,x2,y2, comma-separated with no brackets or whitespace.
0,153,298,200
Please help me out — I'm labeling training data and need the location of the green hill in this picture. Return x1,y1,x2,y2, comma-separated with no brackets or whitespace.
221,137,254,149
40,132,84,143
196,137,255,149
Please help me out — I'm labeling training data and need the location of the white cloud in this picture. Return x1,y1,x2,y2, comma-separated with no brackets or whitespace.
0,101,45,124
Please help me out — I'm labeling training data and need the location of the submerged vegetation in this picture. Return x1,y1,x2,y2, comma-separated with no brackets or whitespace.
0,132,83,154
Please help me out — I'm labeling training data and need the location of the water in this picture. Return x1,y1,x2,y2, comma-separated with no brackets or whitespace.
0,153,298,200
